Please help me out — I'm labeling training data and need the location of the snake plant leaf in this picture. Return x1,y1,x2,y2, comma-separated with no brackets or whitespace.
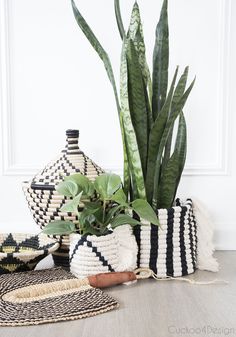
71,0,120,113
146,66,179,203
157,111,187,208
152,0,169,120
163,66,189,168
156,151,180,209
71,0,129,197
152,77,195,210
114,0,125,39
173,111,187,196
120,40,146,200
121,115,131,198
127,2,152,104
126,39,148,176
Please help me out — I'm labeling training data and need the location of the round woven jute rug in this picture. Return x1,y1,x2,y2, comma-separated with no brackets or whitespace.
0,268,118,326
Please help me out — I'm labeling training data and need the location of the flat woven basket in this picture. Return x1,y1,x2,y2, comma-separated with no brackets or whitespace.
133,199,197,277
0,267,118,326
23,129,104,268
0,233,59,274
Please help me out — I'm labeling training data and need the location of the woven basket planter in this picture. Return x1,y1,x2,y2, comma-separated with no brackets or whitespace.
0,233,59,274
134,199,197,277
69,225,137,279
23,129,104,268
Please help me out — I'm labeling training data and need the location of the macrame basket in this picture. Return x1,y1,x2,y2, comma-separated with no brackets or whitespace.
134,199,197,277
69,225,138,279
23,129,104,268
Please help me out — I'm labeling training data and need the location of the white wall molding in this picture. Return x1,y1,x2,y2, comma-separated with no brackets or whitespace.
0,0,231,177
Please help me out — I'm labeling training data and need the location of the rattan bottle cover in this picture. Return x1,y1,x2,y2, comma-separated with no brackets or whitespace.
23,129,104,267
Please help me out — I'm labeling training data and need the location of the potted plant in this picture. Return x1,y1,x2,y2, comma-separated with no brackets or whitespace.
43,173,159,278
70,0,197,277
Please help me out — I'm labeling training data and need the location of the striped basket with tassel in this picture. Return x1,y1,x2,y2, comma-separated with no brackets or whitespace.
133,199,197,277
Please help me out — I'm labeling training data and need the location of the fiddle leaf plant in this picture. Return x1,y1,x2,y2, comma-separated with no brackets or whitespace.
71,0,195,211
42,173,159,237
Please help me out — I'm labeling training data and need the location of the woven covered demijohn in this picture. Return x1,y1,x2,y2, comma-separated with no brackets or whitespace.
23,129,104,267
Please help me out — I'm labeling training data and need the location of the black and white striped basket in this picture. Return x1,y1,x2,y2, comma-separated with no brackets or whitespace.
23,129,104,268
134,199,197,277
69,225,138,279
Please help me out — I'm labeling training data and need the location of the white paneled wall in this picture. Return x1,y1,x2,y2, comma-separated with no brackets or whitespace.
0,0,235,249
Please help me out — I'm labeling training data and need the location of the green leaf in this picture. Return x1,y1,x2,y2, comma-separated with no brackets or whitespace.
65,174,94,197
156,152,180,209
152,0,169,119
56,180,78,197
157,112,187,208
104,204,124,225
126,39,148,176
94,173,122,200
60,191,83,213
146,66,179,203
42,221,76,235
152,77,195,210
173,111,187,196
110,214,140,228
163,66,189,167
120,39,146,200
127,2,152,104
114,0,125,39
131,199,159,225
71,0,131,202
83,201,102,212
111,189,128,206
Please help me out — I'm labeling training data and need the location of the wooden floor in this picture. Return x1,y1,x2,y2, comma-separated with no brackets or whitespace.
1,251,236,337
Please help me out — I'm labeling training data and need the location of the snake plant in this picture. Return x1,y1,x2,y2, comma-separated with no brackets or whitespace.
71,0,195,211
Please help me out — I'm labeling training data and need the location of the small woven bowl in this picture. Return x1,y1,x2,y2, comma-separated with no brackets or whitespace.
0,233,59,274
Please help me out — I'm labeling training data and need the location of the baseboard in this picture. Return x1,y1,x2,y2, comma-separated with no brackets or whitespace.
214,228,236,250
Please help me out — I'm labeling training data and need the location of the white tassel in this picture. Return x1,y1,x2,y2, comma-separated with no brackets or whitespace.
193,198,219,272
114,225,138,272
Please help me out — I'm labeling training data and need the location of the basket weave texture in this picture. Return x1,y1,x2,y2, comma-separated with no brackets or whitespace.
0,267,118,326
23,130,104,267
0,233,59,274
70,225,137,279
133,199,197,277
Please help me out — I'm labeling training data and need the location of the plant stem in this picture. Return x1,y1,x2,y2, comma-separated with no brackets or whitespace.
102,201,106,224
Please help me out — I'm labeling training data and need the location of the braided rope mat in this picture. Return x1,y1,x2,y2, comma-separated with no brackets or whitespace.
0,268,118,326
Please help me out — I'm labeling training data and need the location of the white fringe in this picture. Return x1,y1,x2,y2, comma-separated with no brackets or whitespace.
193,198,219,272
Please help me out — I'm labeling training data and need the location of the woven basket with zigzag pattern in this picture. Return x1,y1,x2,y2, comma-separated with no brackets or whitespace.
23,130,104,268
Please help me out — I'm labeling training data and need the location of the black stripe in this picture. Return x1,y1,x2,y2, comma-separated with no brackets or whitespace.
190,206,197,268
179,207,188,275
69,236,87,262
86,240,115,272
133,226,141,268
31,184,55,191
149,224,158,274
187,207,195,269
166,209,174,276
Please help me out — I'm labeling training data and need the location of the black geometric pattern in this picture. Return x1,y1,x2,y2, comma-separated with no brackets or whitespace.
0,233,59,274
23,130,104,268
